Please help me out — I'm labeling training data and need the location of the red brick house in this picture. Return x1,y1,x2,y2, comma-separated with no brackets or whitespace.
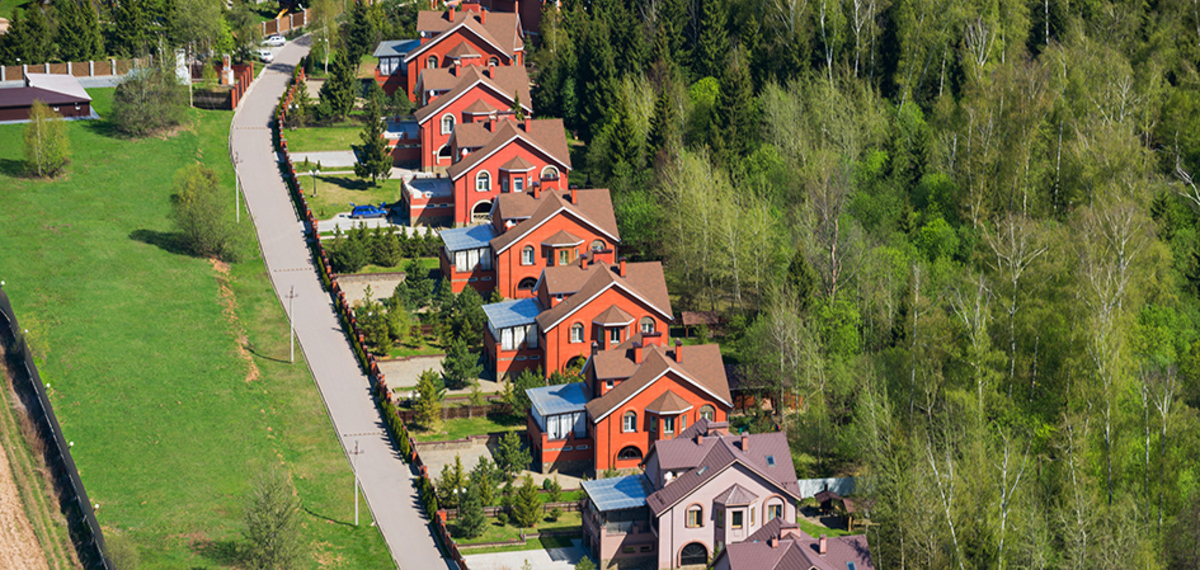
524,337,733,475
413,65,531,171
393,3,524,101
439,188,619,297
445,116,571,226
481,257,672,380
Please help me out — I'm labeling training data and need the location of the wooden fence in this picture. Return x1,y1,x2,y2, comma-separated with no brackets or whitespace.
1,58,149,83
440,500,584,521
260,9,309,37
395,402,503,423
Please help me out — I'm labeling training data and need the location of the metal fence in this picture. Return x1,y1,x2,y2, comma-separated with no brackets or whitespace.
0,287,112,569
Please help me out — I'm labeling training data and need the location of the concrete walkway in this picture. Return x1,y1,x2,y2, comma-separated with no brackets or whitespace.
291,150,359,168
229,36,452,570
461,539,591,570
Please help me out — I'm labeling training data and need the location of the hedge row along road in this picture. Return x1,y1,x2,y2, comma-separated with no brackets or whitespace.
229,36,452,570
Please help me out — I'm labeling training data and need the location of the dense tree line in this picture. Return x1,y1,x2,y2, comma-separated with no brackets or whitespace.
531,0,1200,567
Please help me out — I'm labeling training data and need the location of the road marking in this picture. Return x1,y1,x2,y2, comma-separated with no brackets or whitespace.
272,268,311,273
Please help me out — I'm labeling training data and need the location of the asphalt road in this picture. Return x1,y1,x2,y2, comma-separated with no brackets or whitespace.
229,36,452,570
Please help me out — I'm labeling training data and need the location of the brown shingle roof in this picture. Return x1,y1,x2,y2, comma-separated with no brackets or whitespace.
728,517,877,570
445,42,482,58
713,483,759,506
445,118,571,180
592,304,635,326
462,99,497,115
645,389,693,414
414,9,523,56
489,190,619,253
642,420,798,516
449,121,493,150
415,65,531,123
500,154,536,171
534,261,671,334
583,343,729,423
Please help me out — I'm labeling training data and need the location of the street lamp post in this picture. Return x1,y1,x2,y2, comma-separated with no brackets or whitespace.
233,151,242,223
286,286,297,363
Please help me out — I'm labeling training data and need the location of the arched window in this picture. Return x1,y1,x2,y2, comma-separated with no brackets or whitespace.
680,543,708,566
590,240,605,251
639,317,655,334
426,55,438,69
541,165,558,180
521,245,535,265
476,171,491,192
440,114,455,134
686,505,704,528
764,498,784,521
518,277,538,291
617,446,642,461
622,411,637,432
471,201,492,222
437,145,452,160
488,56,499,67
699,405,715,421
570,322,584,343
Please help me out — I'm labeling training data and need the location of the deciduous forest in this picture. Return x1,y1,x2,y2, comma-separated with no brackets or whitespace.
530,0,1200,567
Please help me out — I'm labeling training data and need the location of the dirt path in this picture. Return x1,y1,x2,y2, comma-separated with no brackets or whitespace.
0,435,51,570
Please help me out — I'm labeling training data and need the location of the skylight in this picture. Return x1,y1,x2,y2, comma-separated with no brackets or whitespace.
766,455,776,466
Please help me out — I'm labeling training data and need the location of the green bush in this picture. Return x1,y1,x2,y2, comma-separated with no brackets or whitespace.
111,64,188,137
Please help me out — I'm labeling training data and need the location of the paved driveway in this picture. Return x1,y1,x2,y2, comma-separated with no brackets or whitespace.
230,35,451,570
291,150,358,168
461,539,592,570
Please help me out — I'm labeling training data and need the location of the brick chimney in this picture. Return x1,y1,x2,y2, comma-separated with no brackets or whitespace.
570,187,577,204
524,116,531,132
454,58,461,74
580,254,587,269
618,257,626,278
741,433,749,452
448,6,455,20
487,115,495,132
769,537,779,549
480,9,486,24
819,535,827,555
633,341,643,364
673,338,682,363
591,341,599,357
532,182,540,200
696,433,704,445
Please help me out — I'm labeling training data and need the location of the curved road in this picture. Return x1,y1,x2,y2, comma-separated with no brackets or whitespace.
230,37,451,570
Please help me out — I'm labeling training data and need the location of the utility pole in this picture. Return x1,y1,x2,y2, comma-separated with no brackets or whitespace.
286,286,297,362
350,440,364,526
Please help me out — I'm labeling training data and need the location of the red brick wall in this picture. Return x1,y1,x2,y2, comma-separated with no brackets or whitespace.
451,137,568,226
420,87,522,170
540,288,669,374
403,31,513,102
494,214,616,300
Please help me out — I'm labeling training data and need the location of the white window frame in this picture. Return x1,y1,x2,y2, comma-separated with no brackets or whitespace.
570,323,584,343
663,416,675,435
609,327,620,344
426,55,438,69
541,165,558,180
441,114,455,134
623,411,636,433
639,317,655,334
513,176,524,193
476,171,491,192
521,245,535,265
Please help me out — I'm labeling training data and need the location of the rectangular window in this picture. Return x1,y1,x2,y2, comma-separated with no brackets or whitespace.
731,510,743,529
640,545,653,552
751,507,755,526
606,379,613,391
767,504,782,521
622,547,635,554
679,416,686,432
663,417,674,434
623,413,635,432
570,326,583,343
526,324,538,349
501,328,514,351
514,177,524,193
455,251,468,273
687,508,702,528
480,249,493,270
609,328,620,344
502,177,509,193
559,249,570,266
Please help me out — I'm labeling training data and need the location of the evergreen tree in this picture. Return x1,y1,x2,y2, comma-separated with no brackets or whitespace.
456,481,486,539
404,257,433,308
575,9,617,141
55,0,105,62
243,468,303,570
713,45,756,164
110,0,153,57
437,454,468,509
470,456,498,506
343,0,376,63
1,5,53,64
442,336,482,389
355,81,392,185
414,369,444,431
694,0,728,80
494,431,530,481
450,287,487,345
511,474,541,528
319,55,357,121
647,80,680,155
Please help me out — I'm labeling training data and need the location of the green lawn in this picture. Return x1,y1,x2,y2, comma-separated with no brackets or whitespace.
411,414,524,442
298,173,406,220
453,511,583,546
285,121,365,154
0,89,391,568
796,517,862,538
460,535,576,554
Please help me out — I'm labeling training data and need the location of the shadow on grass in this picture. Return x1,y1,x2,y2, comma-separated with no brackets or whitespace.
303,505,356,528
79,118,122,139
191,538,245,568
245,341,292,364
320,175,377,192
129,229,192,256
0,159,26,178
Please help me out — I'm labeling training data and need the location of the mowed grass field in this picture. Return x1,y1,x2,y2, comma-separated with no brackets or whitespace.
0,90,393,568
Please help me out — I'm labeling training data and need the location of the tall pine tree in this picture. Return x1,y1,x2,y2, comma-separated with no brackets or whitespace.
575,8,617,142
111,0,153,57
1,5,54,64
319,54,357,120
694,0,728,80
56,0,105,62
713,44,756,165
355,81,392,185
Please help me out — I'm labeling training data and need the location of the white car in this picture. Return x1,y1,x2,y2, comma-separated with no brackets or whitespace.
262,35,286,47
256,48,274,63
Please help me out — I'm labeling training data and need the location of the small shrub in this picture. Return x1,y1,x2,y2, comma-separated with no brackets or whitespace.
548,507,563,522
496,512,509,526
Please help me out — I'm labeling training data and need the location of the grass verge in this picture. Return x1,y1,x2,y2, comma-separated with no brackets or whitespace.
459,535,577,554
285,121,364,153
299,173,406,220
453,511,583,546
0,88,392,568
411,414,524,442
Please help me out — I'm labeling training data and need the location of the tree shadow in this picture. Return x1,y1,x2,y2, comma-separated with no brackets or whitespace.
245,341,292,364
321,175,374,191
79,118,122,139
191,539,245,567
303,505,356,528
0,159,26,178
129,228,191,256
